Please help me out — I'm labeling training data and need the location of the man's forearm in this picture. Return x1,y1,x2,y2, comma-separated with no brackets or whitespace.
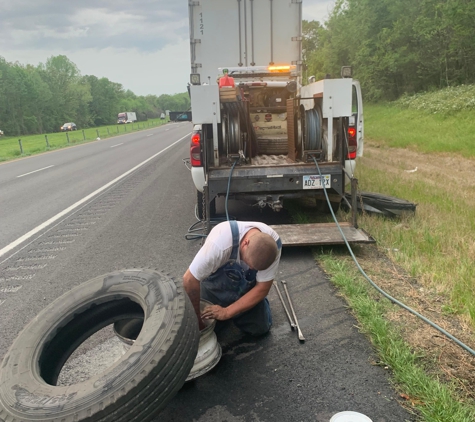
183,269,205,329
225,281,272,318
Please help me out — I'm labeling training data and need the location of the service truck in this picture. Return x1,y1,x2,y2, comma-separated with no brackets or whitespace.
187,0,372,246
117,112,137,124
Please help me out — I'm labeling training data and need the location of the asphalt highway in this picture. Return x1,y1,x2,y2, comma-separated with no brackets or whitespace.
0,123,413,421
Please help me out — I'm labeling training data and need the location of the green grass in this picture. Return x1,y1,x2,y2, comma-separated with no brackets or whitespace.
395,85,475,115
364,105,475,158
0,118,169,162
365,84,475,158
354,163,475,322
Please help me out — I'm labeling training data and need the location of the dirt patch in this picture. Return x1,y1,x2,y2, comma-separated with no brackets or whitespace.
347,143,475,402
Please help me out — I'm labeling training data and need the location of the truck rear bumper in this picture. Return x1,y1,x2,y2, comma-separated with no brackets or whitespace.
208,162,344,200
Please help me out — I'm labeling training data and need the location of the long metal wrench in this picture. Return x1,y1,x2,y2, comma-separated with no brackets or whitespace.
273,281,296,330
281,280,305,342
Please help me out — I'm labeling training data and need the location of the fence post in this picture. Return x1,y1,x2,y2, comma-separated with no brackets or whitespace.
45,135,49,148
18,139,23,154
107,127,110,136
66,132,70,144
116,126,119,133
96,129,100,138
82,130,86,141
125,125,127,132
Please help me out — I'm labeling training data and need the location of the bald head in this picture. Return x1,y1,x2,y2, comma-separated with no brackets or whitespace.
246,232,278,271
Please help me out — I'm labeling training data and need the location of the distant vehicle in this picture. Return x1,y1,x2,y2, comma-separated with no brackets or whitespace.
160,113,166,120
60,122,77,131
169,111,192,122
117,112,137,124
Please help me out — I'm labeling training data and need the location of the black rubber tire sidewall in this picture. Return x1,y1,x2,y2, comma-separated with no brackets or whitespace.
0,269,199,422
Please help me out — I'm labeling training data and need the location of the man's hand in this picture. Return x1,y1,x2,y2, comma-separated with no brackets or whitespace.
202,305,230,321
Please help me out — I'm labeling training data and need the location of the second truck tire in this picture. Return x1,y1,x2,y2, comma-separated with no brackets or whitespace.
257,137,289,155
0,269,200,422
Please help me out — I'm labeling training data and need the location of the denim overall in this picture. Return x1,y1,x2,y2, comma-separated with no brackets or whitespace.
200,220,281,336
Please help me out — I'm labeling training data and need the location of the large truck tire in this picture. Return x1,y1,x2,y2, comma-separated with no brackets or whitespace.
343,192,417,217
257,138,288,155
0,269,200,422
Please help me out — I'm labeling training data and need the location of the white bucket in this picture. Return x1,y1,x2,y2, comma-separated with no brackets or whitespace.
330,411,373,422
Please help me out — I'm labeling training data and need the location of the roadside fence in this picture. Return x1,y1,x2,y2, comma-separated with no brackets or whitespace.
0,119,169,161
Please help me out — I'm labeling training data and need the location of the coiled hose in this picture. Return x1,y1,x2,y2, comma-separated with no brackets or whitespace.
305,108,322,150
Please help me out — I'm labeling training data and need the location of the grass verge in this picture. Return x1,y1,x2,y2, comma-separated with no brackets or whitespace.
0,118,169,162
364,105,475,158
318,251,475,421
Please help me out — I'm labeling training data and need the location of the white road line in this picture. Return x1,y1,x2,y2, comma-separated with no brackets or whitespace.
146,134,154,137
0,133,191,259
110,143,123,148
17,165,54,178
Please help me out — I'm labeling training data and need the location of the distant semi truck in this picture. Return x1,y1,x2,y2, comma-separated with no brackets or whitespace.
117,112,137,124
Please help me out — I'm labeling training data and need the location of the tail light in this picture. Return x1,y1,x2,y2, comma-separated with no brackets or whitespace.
347,126,357,159
190,131,202,166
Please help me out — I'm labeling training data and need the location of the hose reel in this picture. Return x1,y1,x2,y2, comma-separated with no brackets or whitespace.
304,107,323,151
222,103,242,156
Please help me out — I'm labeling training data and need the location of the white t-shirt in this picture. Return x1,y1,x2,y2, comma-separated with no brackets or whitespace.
189,221,281,283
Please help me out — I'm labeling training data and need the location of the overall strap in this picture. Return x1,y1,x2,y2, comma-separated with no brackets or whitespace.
229,220,240,261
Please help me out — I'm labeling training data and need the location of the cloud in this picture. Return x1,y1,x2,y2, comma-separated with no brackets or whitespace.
0,0,189,52
303,0,336,23
0,0,335,97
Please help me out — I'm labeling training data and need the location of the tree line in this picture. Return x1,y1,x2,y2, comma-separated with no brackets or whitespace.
0,55,190,136
303,0,475,101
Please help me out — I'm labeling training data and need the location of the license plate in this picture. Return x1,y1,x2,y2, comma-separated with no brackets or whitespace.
302,175,331,189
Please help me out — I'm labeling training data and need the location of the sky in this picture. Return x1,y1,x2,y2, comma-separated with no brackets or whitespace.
0,0,335,97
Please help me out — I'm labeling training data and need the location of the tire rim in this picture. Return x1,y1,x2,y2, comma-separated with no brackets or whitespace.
186,299,222,381
113,299,222,381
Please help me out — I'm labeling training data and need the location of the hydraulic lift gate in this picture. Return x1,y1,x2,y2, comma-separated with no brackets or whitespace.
269,222,374,247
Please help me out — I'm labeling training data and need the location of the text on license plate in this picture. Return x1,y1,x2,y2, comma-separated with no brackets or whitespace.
302,175,331,189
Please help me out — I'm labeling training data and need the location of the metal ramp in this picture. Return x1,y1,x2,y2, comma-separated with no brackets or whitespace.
269,222,375,247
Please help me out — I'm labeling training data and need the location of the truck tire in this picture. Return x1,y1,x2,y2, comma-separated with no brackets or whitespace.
0,269,199,422
257,138,288,155
343,192,417,217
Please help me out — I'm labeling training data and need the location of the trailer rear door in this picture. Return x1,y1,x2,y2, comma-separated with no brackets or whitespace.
189,0,301,83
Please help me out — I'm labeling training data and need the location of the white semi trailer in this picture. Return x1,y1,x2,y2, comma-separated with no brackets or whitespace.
187,0,370,245
117,112,137,124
